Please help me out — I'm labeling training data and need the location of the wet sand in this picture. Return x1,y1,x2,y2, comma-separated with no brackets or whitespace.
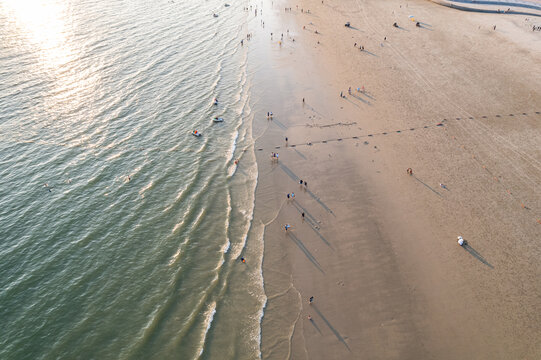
250,0,541,359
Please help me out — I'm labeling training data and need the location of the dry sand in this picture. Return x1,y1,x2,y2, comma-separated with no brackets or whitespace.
247,0,541,358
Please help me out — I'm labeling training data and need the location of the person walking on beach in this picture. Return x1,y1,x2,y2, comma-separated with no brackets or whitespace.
302,212,305,220
285,224,291,232
340,91,343,98
309,296,314,304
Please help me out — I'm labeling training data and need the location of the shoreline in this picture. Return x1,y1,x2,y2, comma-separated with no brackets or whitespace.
250,0,541,358
430,0,541,17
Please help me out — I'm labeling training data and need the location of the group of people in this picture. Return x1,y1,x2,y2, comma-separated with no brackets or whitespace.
341,86,364,98
282,180,310,231
354,42,365,51
270,152,279,161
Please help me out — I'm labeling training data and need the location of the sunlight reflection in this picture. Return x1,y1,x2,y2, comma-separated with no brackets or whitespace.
2,0,72,68
1,0,103,141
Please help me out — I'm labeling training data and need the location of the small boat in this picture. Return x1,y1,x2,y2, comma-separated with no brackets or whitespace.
213,117,224,122
192,130,201,137
213,13,219,17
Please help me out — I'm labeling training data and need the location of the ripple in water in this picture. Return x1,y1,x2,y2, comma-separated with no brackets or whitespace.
0,0,264,359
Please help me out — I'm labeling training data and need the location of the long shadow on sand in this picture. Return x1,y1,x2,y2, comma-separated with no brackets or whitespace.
343,97,361,108
349,93,371,105
395,25,410,32
293,148,307,160
271,118,288,130
361,49,378,57
291,200,333,248
412,175,443,198
463,243,493,268
347,25,363,32
287,232,325,273
279,163,335,216
313,305,350,351
309,318,322,334
417,24,434,31
360,91,375,100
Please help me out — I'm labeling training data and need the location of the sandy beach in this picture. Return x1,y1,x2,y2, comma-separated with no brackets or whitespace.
248,0,541,358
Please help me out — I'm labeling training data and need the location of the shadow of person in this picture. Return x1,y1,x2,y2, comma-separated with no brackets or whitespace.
287,232,325,273
313,305,351,351
309,318,322,334
412,175,443,197
462,242,494,269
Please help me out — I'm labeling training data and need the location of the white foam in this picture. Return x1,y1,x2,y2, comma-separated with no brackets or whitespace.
196,302,217,359
168,248,181,266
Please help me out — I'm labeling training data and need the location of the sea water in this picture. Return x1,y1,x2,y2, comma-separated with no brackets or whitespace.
0,0,265,358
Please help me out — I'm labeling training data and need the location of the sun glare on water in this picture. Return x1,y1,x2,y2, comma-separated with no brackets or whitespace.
2,0,72,68
1,0,105,131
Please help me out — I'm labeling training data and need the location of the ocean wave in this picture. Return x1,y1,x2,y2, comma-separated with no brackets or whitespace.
196,302,217,359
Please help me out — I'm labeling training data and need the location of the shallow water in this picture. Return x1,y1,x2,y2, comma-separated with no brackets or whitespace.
0,0,265,358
